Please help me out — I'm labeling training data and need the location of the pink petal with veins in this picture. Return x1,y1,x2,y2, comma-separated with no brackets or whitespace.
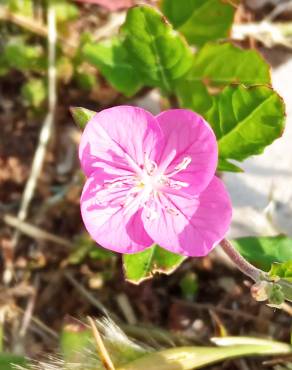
142,177,232,257
74,0,134,11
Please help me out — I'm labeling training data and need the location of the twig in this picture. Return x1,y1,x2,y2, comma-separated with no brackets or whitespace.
0,5,77,54
93,12,126,41
13,113,53,223
47,2,57,115
64,271,112,317
0,6,47,36
265,2,292,21
262,357,292,367
3,214,72,249
121,323,194,346
5,1,57,284
174,300,273,325
19,276,39,338
0,307,7,352
116,293,137,325
237,359,251,370
87,317,116,370
278,302,292,316
14,305,58,339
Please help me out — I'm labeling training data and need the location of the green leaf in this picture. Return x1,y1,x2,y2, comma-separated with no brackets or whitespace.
122,6,193,91
57,56,74,84
175,50,278,166
175,80,213,114
161,0,198,28
88,247,115,261
233,235,292,271
84,6,193,95
61,323,92,364
0,49,9,77
175,80,240,173
189,43,271,85
68,233,115,265
63,319,147,368
21,78,47,108
269,261,292,282
0,353,28,370
98,321,148,366
213,85,285,162
177,83,285,165
54,1,79,24
212,336,290,348
83,38,142,96
0,324,2,353
121,337,292,370
8,0,33,16
123,245,186,284
75,71,97,91
217,158,243,172
180,272,198,300
161,0,235,46
268,283,285,305
4,38,45,72
70,107,96,130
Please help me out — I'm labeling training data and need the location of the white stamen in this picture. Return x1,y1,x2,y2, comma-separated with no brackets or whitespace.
167,156,192,177
144,157,158,176
160,177,189,190
157,149,177,175
176,156,191,170
95,154,192,218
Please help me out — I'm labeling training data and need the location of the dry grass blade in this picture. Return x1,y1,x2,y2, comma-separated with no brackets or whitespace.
3,214,72,249
4,2,57,284
87,316,116,370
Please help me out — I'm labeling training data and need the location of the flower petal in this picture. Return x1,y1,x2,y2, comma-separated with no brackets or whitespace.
156,109,217,195
81,172,153,253
74,0,133,11
142,177,232,257
79,106,163,177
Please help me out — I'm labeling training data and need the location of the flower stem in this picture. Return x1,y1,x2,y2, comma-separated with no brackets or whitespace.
220,238,262,282
220,239,292,303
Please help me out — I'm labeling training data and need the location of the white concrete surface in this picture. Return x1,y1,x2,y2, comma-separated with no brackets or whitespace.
225,58,292,238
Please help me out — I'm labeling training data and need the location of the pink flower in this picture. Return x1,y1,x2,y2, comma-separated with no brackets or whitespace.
79,106,232,257
74,0,134,11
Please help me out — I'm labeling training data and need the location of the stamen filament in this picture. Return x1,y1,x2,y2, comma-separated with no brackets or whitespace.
157,149,177,175
96,153,192,219
167,156,192,177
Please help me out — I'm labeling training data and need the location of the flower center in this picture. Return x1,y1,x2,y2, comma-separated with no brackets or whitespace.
140,158,162,190
95,155,192,220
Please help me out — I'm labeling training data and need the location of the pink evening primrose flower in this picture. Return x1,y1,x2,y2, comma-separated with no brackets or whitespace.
79,106,232,257
74,0,134,11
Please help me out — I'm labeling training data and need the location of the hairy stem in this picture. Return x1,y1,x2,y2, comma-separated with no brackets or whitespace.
220,239,292,303
220,239,262,282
